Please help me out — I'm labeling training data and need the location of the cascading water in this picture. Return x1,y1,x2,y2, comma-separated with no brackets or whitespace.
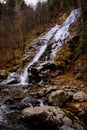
20,9,80,85
20,44,48,84
0,104,14,126
20,25,59,84
1,9,80,85
50,9,80,59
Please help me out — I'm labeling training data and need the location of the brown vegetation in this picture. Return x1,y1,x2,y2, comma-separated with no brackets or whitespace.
0,0,87,75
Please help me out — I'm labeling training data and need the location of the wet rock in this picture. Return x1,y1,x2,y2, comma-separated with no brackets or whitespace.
29,66,41,83
21,106,84,130
60,125,75,130
1,72,21,85
48,90,67,107
21,106,63,130
37,85,58,97
28,62,58,84
2,97,15,105
62,117,72,126
65,89,76,102
1,88,10,95
73,92,87,102
18,97,44,109
0,104,14,125
19,97,34,109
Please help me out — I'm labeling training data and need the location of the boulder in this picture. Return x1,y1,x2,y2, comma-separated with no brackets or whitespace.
48,90,67,107
1,72,21,85
2,97,15,105
73,92,87,102
29,66,41,83
21,106,84,130
18,97,43,109
37,85,58,97
28,62,57,84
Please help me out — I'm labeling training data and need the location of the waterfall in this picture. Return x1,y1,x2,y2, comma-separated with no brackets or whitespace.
20,9,80,85
1,9,80,85
20,25,59,84
50,9,80,59
20,44,48,84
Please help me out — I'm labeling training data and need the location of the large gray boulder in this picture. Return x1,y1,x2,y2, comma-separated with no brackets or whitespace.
21,106,84,130
73,92,87,102
48,90,67,107
1,72,21,85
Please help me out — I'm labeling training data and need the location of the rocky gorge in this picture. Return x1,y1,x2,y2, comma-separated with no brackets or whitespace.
0,8,87,130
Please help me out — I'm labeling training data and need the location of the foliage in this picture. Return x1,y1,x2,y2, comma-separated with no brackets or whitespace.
6,0,15,8
80,0,87,23
48,0,73,12
48,0,60,11
80,26,87,55
0,0,87,69
63,0,72,8
20,0,27,10
0,3,2,18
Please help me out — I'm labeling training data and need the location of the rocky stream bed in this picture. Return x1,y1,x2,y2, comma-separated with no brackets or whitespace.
0,81,87,130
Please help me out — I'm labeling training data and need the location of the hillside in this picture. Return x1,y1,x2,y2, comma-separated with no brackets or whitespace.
0,0,87,130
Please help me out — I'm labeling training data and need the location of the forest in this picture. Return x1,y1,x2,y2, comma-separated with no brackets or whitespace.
0,0,87,70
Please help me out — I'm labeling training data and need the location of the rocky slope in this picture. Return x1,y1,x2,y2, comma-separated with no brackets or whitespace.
0,8,87,130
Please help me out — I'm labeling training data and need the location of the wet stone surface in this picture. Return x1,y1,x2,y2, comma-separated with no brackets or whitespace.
0,84,86,130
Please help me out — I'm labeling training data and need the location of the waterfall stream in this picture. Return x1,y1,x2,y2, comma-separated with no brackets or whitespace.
20,44,48,84
20,9,80,85
1,9,80,85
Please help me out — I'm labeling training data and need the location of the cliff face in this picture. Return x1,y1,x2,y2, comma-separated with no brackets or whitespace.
54,23,87,83
25,8,87,85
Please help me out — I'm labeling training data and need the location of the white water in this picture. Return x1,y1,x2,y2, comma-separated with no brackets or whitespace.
20,44,49,84
20,25,59,84
50,9,80,59
0,105,7,124
0,104,14,125
39,99,45,107
59,125,75,130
